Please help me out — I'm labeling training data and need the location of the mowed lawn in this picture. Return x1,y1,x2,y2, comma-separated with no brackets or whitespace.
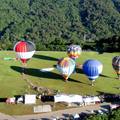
0,51,119,115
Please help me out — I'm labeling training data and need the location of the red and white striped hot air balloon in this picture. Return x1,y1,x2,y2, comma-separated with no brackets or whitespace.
14,40,35,63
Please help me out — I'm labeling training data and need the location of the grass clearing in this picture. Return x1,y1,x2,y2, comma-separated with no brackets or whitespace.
0,51,119,115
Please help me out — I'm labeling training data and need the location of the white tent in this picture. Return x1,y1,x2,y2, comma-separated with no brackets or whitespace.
54,94,83,104
24,94,36,104
83,96,100,105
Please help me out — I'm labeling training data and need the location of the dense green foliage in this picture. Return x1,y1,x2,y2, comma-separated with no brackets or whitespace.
0,0,120,51
86,109,120,120
87,114,108,120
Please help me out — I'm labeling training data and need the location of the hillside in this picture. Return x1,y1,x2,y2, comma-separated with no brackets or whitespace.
0,0,120,51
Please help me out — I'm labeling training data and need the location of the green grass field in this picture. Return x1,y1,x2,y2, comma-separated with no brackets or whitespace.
0,51,119,115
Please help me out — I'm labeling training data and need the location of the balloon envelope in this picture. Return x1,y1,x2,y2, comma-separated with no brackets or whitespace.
112,56,120,74
56,57,75,80
14,41,35,63
67,45,82,59
83,59,103,81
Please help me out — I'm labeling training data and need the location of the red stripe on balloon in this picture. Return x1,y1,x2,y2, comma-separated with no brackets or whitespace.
15,41,27,52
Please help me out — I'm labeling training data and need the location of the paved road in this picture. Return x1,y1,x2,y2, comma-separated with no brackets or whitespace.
0,113,16,120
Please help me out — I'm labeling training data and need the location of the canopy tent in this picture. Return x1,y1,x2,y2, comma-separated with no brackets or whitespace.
83,96,100,105
24,94,36,104
54,94,83,103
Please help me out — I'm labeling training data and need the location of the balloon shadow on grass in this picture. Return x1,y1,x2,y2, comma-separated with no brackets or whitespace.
10,66,85,84
100,74,112,78
76,68,84,74
33,54,58,61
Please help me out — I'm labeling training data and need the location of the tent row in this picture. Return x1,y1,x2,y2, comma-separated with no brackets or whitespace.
41,94,101,106
5,94,101,106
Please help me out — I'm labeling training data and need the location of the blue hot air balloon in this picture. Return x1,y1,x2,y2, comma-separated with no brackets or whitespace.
83,59,103,86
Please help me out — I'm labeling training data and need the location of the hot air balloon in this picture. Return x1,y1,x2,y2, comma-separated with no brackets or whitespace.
67,45,82,73
112,56,120,80
14,40,35,63
14,40,35,74
67,45,82,60
83,59,103,86
56,57,75,81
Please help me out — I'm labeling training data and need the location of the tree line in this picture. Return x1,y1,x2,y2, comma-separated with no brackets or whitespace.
0,0,120,51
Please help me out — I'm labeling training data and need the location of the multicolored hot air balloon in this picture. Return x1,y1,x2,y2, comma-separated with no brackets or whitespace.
67,45,82,60
14,40,35,64
56,57,75,81
83,59,103,86
112,56,120,80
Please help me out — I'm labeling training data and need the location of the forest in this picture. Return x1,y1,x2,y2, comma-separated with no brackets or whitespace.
0,0,120,52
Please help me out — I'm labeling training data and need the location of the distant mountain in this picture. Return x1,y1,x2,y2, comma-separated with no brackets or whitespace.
0,0,120,51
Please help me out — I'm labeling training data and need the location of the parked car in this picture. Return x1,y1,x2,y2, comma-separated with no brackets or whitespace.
110,104,120,110
94,109,104,115
79,112,90,120
102,109,109,114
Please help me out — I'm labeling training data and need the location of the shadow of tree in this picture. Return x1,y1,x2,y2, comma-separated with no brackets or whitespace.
97,91,120,102
0,98,7,102
33,54,58,61
97,91,115,96
10,66,84,83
